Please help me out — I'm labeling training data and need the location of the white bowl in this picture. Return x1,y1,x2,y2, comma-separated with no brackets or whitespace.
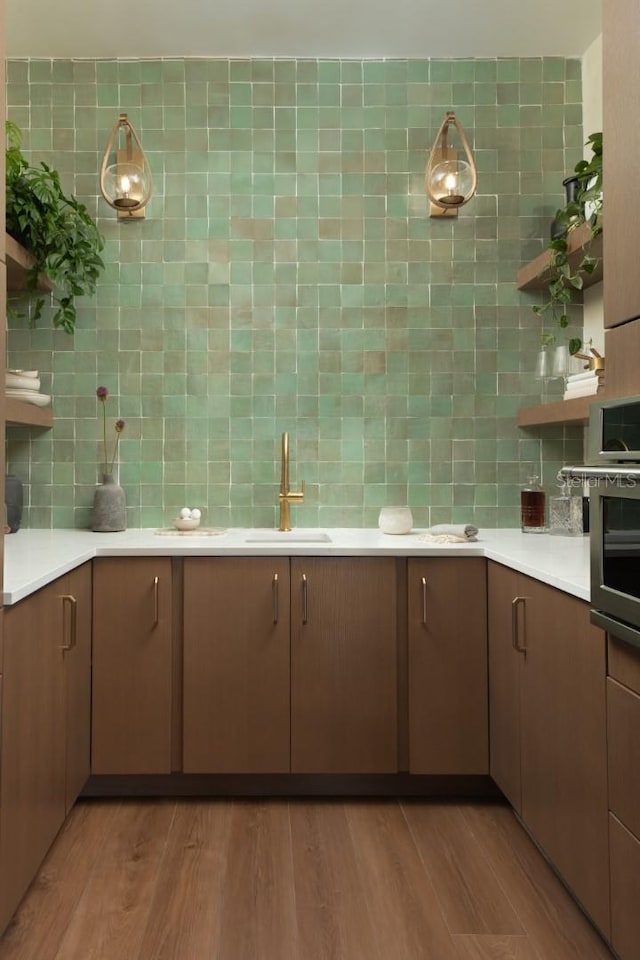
173,516,201,531
378,506,413,535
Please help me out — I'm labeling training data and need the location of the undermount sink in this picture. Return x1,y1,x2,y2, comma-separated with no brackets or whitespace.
244,531,332,543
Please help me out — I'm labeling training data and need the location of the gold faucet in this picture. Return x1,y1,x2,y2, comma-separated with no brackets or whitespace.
279,432,304,531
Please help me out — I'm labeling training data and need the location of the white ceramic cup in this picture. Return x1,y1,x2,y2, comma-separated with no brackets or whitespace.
378,506,413,535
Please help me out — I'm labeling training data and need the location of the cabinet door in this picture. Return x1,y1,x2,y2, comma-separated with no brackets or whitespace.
603,0,640,328
92,558,173,774
0,18,5,255
520,579,610,936
487,561,523,811
608,677,640,839
0,581,66,932
291,558,398,774
183,557,290,773
604,320,640,399
62,562,92,811
610,813,640,960
408,558,488,774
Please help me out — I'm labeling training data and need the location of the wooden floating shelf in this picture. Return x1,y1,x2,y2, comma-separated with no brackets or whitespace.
5,398,54,428
517,394,602,428
517,221,603,292
5,233,54,293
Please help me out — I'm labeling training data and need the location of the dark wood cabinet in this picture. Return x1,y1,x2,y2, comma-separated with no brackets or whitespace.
487,562,522,809
487,561,610,937
609,814,640,960
606,635,640,959
408,558,488,774
183,557,290,773
603,0,640,330
92,557,173,774
603,320,640,400
63,562,92,812
291,557,398,774
0,564,92,934
601,0,640,397
182,556,398,775
519,576,609,937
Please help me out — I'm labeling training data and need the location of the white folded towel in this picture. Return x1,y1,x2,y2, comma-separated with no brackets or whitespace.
429,523,479,541
6,373,42,390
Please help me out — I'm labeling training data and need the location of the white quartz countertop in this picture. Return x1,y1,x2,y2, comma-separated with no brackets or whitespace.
3,527,591,605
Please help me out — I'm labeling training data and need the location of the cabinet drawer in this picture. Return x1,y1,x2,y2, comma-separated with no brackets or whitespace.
610,813,640,960
608,677,640,839
604,320,640,395
609,635,640,695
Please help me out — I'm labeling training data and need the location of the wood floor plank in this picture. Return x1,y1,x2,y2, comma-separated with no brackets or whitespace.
402,801,525,936
452,934,541,960
290,801,382,960
345,800,457,960
0,801,121,960
216,800,297,960
0,799,616,960
52,800,176,960
461,805,613,960
136,801,233,960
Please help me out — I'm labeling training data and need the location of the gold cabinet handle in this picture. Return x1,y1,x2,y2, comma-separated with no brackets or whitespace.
302,573,308,625
511,596,527,657
421,576,427,625
60,594,77,651
153,576,159,627
273,573,279,624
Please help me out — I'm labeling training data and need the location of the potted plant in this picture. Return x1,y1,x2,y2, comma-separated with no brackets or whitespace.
533,131,603,357
5,120,105,335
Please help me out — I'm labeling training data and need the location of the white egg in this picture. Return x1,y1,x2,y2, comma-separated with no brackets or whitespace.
179,507,191,518
190,508,201,520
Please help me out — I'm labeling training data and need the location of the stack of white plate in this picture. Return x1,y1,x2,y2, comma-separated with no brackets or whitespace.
5,369,51,407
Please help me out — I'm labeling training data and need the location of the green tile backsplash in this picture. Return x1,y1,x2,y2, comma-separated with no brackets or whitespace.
6,57,585,529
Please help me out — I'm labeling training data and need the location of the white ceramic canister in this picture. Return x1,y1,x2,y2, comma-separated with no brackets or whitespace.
378,506,413,535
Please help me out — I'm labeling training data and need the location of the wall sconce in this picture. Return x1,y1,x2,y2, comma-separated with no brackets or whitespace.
425,111,477,218
99,113,152,220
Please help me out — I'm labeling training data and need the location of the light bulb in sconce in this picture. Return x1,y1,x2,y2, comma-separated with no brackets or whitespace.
444,172,458,193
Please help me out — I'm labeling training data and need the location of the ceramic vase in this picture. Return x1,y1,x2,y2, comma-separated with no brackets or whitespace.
92,473,126,532
378,505,413,535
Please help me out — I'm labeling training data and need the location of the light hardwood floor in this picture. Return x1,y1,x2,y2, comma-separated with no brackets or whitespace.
0,799,614,960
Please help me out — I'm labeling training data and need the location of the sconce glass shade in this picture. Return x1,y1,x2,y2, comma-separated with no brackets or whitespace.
426,111,477,217
100,113,153,219
428,159,474,207
102,161,150,210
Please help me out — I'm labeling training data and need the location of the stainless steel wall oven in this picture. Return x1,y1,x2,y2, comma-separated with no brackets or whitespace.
563,396,640,649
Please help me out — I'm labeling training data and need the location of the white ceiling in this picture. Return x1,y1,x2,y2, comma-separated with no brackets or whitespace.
6,0,602,60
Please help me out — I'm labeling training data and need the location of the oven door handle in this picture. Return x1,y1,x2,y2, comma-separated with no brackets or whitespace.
561,465,640,482
590,609,640,651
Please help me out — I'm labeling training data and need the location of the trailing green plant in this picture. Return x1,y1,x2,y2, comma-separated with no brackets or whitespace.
5,120,105,335
534,131,603,356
